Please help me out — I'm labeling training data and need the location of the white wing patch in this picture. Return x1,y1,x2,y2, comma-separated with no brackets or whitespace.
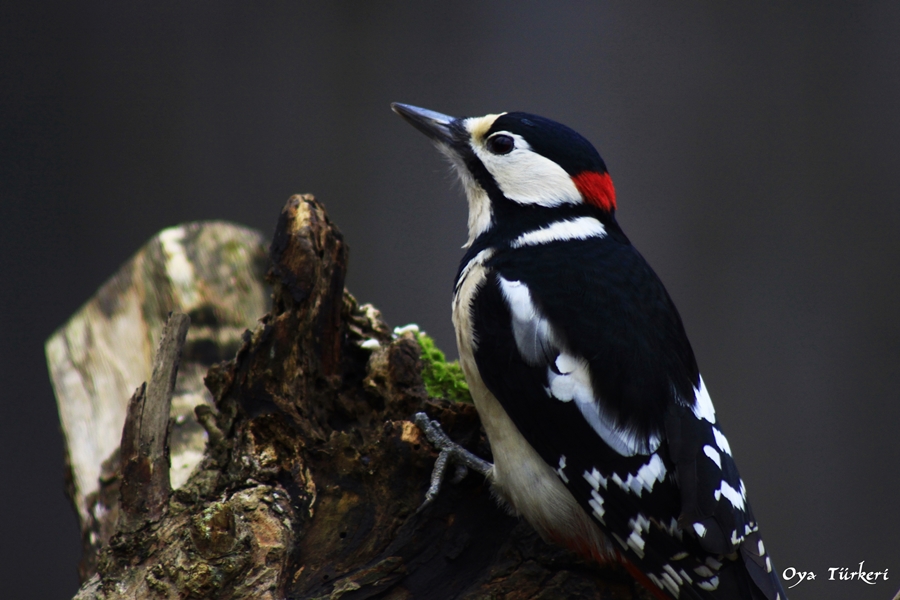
584,467,609,491
498,276,661,457
496,277,554,365
714,480,746,511
510,217,606,248
692,376,716,423
712,427,732,456
548,353,594,404
588,489,606,522
703,444,722,469
610,453,667,496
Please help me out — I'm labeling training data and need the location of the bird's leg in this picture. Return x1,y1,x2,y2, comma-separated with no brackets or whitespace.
413,412,493,512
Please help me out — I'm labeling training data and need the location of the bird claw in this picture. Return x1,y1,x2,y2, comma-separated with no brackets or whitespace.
413,412,492,512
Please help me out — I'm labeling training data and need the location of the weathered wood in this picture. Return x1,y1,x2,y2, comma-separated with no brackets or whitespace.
55,195,651,600
118,312,190,532
45,221,270,579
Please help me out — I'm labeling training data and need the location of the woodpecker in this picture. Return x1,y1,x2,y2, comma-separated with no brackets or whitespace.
391,103,786,600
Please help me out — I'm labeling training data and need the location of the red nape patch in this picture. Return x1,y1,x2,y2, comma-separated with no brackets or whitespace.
573,171,616,212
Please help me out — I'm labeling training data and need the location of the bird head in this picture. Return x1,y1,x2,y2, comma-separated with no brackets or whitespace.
392,103,616,247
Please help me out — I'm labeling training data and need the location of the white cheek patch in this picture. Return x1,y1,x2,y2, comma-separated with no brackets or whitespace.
467,128,583,207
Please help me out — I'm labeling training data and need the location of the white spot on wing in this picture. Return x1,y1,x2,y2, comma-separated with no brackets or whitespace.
693,523,707,537
715,480,746,511
548,351,659,456
697,576,719,591
611,454,667,496
659,572,680,595
584,468,608,490
549,353,593,403
588,489,606,522
712,427,733,456
692,376,716,423
663,564,683,585
555,353,578,373
694,565,714,578
637,454,667,490
626,531,646,559
510,217,606,248
630,513,651,533
555,455,569,483
703,445,722,469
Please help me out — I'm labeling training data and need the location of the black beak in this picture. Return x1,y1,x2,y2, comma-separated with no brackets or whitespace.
391,103,457,145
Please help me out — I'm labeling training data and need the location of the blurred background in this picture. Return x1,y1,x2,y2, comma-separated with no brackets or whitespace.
2,3,899,599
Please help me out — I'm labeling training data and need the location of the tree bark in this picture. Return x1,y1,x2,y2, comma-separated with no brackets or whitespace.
51,195,651,599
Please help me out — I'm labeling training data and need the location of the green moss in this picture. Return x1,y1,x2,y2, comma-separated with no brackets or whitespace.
417,332,472,403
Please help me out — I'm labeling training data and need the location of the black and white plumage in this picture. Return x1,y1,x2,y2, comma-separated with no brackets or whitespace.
392,103,786,600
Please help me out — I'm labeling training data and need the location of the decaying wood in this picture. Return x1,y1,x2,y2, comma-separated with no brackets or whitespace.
46,221,270,578
118,313,190,532
53,194,652,599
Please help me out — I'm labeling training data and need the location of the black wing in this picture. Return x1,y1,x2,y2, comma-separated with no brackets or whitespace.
468,235,785,600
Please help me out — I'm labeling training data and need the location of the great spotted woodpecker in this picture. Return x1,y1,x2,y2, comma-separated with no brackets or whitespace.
391,103,787,600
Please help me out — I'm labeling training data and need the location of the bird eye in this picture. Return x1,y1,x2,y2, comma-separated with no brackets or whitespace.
486,134,515,155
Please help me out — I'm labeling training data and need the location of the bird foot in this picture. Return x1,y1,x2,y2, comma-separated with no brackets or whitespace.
413,412,493,512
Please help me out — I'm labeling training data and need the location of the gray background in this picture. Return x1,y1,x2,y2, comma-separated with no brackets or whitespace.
2,3,898,599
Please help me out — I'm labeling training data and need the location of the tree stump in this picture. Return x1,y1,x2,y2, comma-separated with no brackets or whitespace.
50,194,651,599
